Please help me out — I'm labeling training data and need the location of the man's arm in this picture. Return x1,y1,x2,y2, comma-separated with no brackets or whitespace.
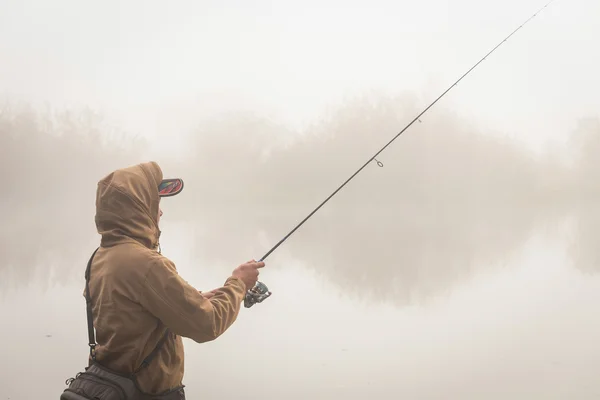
138,256,247,343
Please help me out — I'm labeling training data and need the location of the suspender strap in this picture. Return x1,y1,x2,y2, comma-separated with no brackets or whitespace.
133,328,171,373
84,247,170,372
85,247,100,360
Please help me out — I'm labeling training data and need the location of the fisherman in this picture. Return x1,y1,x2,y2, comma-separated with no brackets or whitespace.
61,161,264,400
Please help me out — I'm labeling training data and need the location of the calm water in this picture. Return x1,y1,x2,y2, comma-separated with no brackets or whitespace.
1,214,599,399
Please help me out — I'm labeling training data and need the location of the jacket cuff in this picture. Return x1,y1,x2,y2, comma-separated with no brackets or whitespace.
225,276,247,293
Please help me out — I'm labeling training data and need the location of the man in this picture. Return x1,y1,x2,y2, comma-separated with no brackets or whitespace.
81,161,264,397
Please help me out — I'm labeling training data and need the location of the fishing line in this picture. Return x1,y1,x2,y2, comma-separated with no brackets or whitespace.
258,0,557,263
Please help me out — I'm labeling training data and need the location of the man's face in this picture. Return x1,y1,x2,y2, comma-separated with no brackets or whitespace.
157,197,163,226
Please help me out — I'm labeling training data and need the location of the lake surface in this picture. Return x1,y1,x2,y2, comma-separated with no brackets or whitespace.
1,213,599,400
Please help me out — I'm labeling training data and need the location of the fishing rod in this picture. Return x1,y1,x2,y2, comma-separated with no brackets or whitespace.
244,0,557,308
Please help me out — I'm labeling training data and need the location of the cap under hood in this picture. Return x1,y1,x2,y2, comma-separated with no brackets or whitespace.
95,161,163,249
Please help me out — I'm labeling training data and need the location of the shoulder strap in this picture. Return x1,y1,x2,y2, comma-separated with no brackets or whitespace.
84,248,170,372
85,247,100,361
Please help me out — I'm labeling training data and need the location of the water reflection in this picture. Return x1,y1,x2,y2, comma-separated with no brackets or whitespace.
569,206,600,275
2,222,600,399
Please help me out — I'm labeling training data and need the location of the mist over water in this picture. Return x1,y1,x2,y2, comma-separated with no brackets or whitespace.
2,91,600,398
0,104,148,291
2,1,600,394
1,95,596,296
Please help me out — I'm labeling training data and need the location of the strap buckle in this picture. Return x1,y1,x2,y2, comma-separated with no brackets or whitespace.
89,343,97,360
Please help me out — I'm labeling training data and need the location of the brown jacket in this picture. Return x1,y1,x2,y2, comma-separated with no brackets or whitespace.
88,161,246,394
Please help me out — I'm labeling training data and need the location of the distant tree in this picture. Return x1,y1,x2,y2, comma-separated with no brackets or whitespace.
0,103,148,291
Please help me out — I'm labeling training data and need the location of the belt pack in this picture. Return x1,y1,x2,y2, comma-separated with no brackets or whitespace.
61,362,184,400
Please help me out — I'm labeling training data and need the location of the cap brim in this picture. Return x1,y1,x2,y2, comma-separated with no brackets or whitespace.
159,178,184,197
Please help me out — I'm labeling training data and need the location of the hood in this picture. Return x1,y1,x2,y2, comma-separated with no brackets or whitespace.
95,161,163,249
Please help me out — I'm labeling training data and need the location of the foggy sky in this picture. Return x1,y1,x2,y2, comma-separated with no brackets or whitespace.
1,0,599,155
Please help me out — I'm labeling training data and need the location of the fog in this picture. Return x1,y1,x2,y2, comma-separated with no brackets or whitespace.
0,95,596,296
2,0,600,398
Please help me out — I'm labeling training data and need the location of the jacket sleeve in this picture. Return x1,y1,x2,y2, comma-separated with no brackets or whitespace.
138,255,247,343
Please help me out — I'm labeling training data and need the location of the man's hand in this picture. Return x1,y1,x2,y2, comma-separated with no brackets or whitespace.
232,259,265,291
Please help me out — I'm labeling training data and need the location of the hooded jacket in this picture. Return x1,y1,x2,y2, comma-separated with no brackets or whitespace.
88,161,247,394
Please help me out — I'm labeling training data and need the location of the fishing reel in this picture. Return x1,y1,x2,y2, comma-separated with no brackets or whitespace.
244,281,272,308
